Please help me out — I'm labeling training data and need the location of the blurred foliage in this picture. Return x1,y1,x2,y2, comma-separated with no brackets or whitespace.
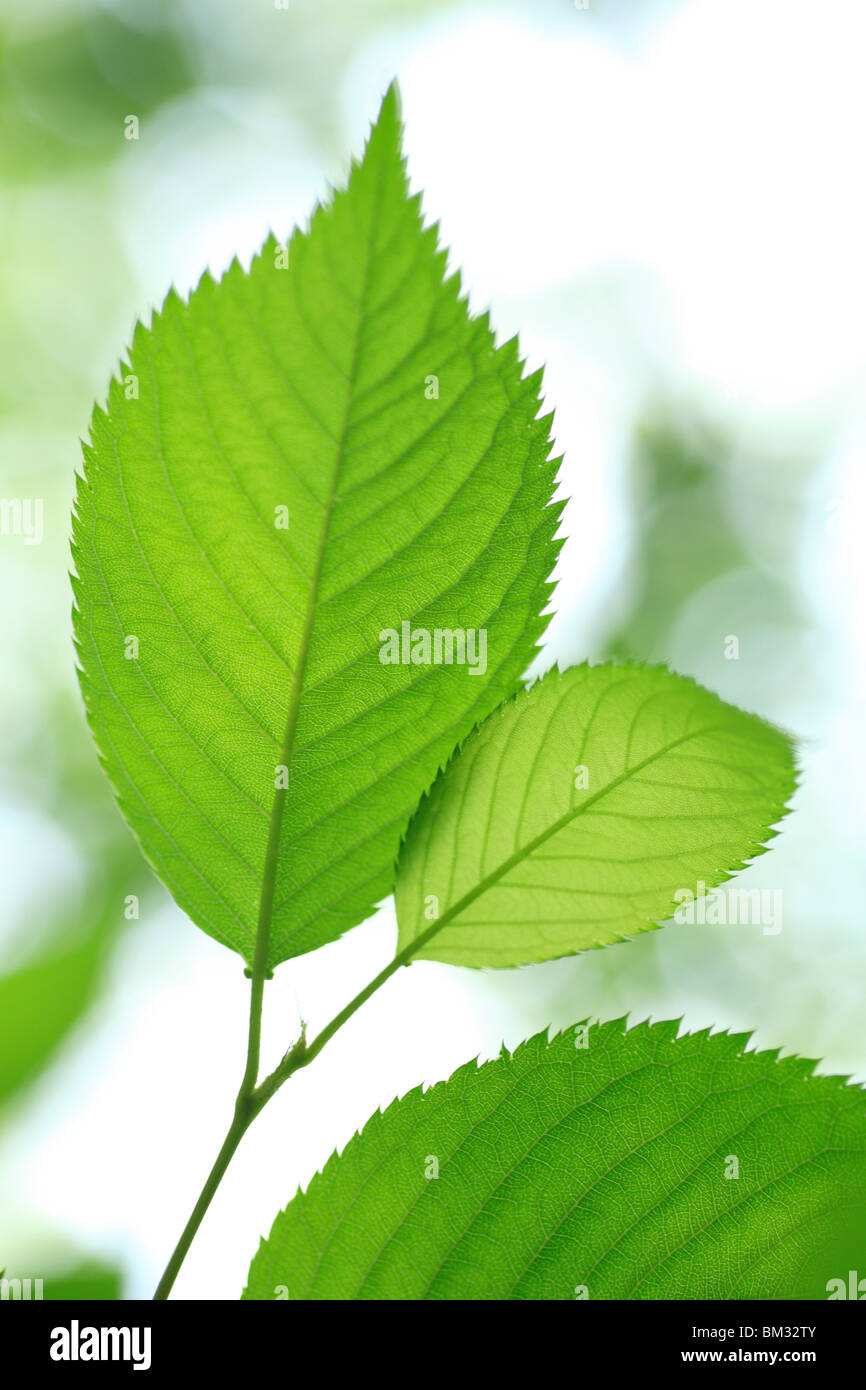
0,915,114,1110
0,1256,123,1299
0,0,184,1133
604,414,803,663
0,8,194,182
0,692,155,1120
42,1257,124,1300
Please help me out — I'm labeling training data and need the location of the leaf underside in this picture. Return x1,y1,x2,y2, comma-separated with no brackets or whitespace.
244,1018,866,1300
71,85,561,967
395,662,796,968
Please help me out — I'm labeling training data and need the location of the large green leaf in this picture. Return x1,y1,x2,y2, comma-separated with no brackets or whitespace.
395,662,795,967
244,1019,866,1300
71,86,561,968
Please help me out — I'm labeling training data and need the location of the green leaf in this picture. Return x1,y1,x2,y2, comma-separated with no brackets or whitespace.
395,662,795,967
0,696,153,1116
71,85,561,968
0,693,153,1117
0,932,105,1111
243,1018,866,1300
0,873,129,1113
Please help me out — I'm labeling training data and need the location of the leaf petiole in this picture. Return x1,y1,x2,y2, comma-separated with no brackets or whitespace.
152,932,424,1299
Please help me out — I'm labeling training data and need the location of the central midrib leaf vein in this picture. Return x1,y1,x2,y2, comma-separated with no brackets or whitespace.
253,145,389,964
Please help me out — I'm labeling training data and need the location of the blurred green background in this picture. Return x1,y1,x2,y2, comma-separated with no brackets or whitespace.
1,0,864,1299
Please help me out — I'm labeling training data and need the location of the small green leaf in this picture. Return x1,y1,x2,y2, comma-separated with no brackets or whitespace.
72,85,561,968
395,663,795,967
244,1019,866,1300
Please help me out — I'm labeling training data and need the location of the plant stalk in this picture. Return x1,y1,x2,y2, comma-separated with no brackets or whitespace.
152,915,452,1298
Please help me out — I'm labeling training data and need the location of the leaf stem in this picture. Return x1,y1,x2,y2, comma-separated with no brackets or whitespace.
152,1092,263,1301
152,919,449,1297
151,932,422,1299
